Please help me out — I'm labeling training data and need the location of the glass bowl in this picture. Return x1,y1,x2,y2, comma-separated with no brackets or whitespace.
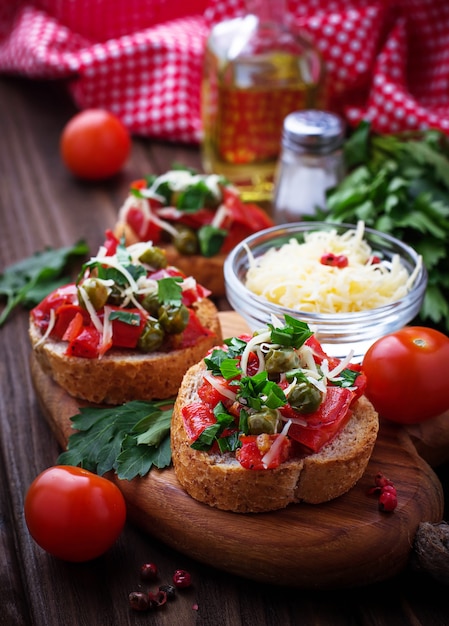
224,222,427,361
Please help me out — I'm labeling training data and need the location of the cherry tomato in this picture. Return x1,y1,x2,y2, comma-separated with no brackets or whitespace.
362,326,449,423
24,466,126,562
60,109,131,180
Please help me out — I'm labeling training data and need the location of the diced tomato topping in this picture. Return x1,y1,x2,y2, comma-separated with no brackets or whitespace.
100,307,147,349
178,310,213,348
61,310,85,343
245,351,261,377
285,386,354,452
182,402,217,441
165,207,214,230
182,282,211,306
66,326,101,359
219,190,274,253
126,206,162,242
103,229,120,256
305,335,341,370
52,304,89,339
31,284,78,329
198,377,227,408
150,267,185,281
347,364,368,401
236,434,291,470
130,179,147,190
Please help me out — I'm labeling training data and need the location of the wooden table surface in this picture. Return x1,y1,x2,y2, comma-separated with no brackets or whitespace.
1,75,449,626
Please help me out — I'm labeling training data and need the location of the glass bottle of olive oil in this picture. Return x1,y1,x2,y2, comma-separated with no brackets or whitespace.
201,0,326,202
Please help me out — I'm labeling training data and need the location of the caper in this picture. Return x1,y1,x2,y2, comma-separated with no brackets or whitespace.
173,226,199,255
138,319,165,352
106,285,124,307
247,409,280,435
138,246,167,269
141,289,160,315
158,303,189,334
288,380,323,414
265,348,300,375
78,278,109,310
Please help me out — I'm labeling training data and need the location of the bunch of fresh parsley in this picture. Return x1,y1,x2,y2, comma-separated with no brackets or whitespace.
312,121,449,334
58,400,173,480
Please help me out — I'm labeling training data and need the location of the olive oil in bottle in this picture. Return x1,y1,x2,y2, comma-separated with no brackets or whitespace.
201,0,326,202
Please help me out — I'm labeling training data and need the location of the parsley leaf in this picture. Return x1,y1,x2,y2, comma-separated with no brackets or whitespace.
0,240,88,327
109,310,142,326
269,315,313,348
57,400,173,480
157,276,183,306
198,224,227,257
238,371,286,411
313,122,449,333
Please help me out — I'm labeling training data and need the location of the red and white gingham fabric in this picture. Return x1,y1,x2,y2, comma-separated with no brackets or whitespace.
1,0,449,143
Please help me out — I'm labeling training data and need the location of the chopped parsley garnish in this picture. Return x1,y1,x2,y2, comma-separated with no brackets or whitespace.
109,310,142,326
332,368,361,388
157,276,183,306
198,224,227,257
268,315,313,348
238,372,287,411
191,402,235,451
204,336,247,376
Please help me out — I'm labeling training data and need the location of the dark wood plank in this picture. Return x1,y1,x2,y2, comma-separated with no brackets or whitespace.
1,74,449,625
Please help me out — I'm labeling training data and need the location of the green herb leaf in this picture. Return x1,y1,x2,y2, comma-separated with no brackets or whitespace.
317,123,449,333
219,358,241,380
116,435,171,480
331,368,360,388
198,225,227,257
109,310,142,326
157,276,183,306
57,400,173,480
0,240,88,327
269,315,312,348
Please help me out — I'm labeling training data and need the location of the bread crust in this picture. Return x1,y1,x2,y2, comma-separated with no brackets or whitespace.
114,221,226,296
29,299,222,405
171,362,379,513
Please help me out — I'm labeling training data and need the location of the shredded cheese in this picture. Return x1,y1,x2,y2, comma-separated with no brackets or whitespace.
203,373,237,402
34,308,56,348
245,222,422,313
261,419,292,468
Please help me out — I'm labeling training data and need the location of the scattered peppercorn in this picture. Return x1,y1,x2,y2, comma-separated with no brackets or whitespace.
148,590,167,609
173,569,192,588
128,591,150,612
159,584,177,601
320,252,348,268
140,562,158,581
367,472,398,512
129,563,193,613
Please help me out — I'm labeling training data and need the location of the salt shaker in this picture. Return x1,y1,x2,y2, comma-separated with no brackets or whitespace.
273,110,345,222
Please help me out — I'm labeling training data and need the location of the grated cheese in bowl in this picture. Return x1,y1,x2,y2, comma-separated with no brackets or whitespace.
244,221,422,314
224,221,427,360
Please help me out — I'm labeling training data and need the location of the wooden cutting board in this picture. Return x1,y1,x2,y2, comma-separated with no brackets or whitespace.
30,311,449,589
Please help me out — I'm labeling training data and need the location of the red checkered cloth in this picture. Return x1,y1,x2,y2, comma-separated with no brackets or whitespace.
1,0,449,143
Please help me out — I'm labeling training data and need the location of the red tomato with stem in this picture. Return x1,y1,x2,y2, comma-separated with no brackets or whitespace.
60,109,131,180
24,466,126,562
362,326,449,424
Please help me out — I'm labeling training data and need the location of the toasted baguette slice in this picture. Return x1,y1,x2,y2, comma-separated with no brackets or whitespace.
171,362,379,513
29,299,222,405
114,220,226,296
